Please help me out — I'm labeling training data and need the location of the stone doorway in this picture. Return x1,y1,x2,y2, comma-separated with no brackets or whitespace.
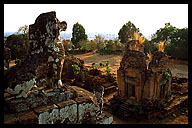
125,80,128,98
125,79,136,99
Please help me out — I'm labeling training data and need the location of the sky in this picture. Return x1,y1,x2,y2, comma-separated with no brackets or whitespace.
4,4,188,38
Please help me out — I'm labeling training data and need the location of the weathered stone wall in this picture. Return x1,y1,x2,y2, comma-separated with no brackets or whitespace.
149,51,169,73
117,47,147,102
117,70,125,97
145,51,172,100
37,86,100,124
4,86,101,124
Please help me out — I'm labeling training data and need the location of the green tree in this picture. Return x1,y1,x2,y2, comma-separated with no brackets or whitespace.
71,22,88,48
94,34,105,51
151,23,188,59
118,21,140,43
143,39,158,54
151,23,178,44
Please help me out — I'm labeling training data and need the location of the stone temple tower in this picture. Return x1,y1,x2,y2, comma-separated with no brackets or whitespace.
117,40,172,103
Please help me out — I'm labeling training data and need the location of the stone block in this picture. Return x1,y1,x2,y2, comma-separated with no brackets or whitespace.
15,111,38,124
99,116,113,124
4,114,17,124
78,102,99,123
70,86,99,107
56,100,76,108
4,111,38,124
34,104,58,115
6,98,30,113
45,91,60,102
36,104,59,124
26,92,50,109
37,100,78,124
59,102,77,123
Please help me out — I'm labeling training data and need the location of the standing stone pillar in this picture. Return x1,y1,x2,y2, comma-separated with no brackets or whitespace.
93,86,104,115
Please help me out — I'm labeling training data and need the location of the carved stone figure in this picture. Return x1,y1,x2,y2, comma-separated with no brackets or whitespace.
4,11,67,98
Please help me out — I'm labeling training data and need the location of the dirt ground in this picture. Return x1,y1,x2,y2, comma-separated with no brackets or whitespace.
74,51,188,78
74,52,122,77
74,51,188,124
9,51,188,79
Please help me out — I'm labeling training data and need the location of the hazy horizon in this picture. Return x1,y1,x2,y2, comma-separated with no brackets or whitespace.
4,4,188,39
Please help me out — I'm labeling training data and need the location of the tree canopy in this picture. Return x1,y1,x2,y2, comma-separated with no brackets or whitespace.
151,23,188,59
71,22,88,48
118,21,140,43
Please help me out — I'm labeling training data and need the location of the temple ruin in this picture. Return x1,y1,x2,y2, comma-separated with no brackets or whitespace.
4,11,188,124
117,40,172,103
4,11,113,124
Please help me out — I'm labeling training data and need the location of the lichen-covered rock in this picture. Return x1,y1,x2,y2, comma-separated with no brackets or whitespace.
70,86,100,123
7,78,36,98
78,102,99,123
4,11,67,98
59,103,77,123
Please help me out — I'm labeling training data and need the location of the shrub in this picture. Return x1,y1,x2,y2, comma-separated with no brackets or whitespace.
76,40,97,52
15,58,23,64
91,62,98,70
88,40,97,50
105,61,109,66
99,62,105,67
71,64,81,75
163,71,171,80
106,66,111,74
97,38,125,55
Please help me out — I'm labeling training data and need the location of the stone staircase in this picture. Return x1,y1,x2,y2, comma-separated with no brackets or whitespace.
115,99,136,118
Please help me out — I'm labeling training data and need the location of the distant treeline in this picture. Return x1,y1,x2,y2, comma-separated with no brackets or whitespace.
4,22,188,62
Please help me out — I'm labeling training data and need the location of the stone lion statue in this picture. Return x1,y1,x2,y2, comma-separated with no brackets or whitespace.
4,11,67,98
